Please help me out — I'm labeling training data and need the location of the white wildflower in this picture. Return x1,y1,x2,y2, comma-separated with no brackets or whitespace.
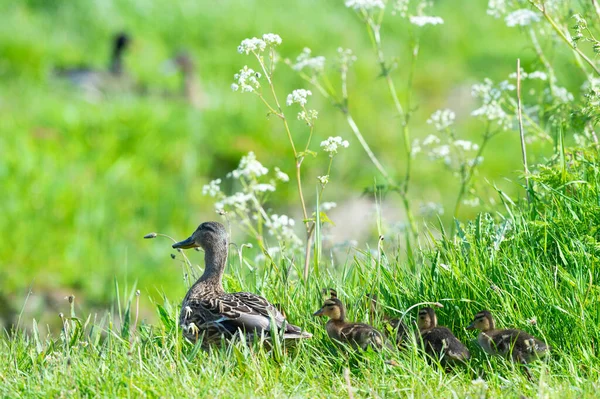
487,0,506,18
318,175,330,185
320,136,350,155
202,179,222,197
215,192,252,212
292,48,326,74
410,16,444,27
298,109,318,125
253,183,276,193
453,140,479,152
527,316,537,325
463,197,481,207
233,66,261,93
505,9,540,27
468,156,484,167
238,37,266,55
286,89,312,106
527,71,548,80
471,377,488,390
427,109,455,131
274,167,289,182
429,145,451,164
262,33,282,46
229,151,269,179
498,80,516,91
338,47,357,67
321,202,337,211
391,0,410,17
345,0,385,11
419,202,444,217
422,135,440,146
545,86,574,103
268,215,302,248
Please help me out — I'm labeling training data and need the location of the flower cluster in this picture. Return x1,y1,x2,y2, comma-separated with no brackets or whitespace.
391,0,410,17
320,136,350,155
427,109,455,131
231,66,261,93
286,89,312,106
504,9,540,27
237,33,282,55
337,47,357,68
487,0,506,18
268,214,302,248
410,15,444,27
228,152,269,179
202,179,221,197
344,0,385,11
419,202,445,217
470,78,512,130
290,48,326,74
274,167,289,182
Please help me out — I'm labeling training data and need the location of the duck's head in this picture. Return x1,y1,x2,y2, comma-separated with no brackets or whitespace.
114,32,130,52
174,52,195,73
466,310,494,331
417,307,438,330
172,221,227,251
313,298,346,321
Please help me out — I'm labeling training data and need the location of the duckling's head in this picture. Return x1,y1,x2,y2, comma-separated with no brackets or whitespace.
172,221,228,251
466,310,494,331
313,298,346,321
417,307,438,330
320,288,338,299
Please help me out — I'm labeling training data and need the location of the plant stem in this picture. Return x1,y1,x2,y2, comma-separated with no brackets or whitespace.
516,59,531,204
531,1,600,76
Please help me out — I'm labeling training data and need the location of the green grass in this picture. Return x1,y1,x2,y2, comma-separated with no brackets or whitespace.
2,149,599,397
2,0,600,397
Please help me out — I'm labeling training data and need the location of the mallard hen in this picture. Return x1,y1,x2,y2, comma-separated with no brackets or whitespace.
173,221,311,347
417,307,470,366
313,297,385,351
467,310,550,364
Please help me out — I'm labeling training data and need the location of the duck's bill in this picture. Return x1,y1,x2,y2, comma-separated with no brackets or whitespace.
172,236,196,249
312,308,325,317
466,322,475,330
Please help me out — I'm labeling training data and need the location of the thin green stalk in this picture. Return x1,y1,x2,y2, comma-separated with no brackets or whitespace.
531,1,600,76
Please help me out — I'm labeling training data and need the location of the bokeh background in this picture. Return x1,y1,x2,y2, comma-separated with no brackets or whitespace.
0,0,579,328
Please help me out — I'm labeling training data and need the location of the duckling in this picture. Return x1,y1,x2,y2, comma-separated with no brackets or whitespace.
313,297,385,351
172,221,311,348
417,307,470,366
55,32,132,97
367,294,410,347
467,310,550,364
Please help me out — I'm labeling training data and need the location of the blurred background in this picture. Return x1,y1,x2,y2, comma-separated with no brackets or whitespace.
0,0,580,329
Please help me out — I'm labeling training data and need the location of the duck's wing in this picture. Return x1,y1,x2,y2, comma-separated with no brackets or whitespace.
340,323,384,350
421,327,470,361
182,292,306,337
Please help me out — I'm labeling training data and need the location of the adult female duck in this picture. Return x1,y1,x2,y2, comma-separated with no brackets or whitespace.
173,221,311,347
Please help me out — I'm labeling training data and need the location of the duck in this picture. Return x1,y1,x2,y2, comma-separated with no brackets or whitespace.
54,32,132,97
172,52,206,109
313,297,385,351
467,310,550,364
417,307,470,366
367,294,410,347
172,221,311,347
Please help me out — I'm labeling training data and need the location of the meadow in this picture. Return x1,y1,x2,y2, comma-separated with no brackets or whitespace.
1,0,600,397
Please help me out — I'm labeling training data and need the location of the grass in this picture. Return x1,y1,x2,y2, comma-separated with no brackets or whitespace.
2,0,600,397
2,148,599,397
